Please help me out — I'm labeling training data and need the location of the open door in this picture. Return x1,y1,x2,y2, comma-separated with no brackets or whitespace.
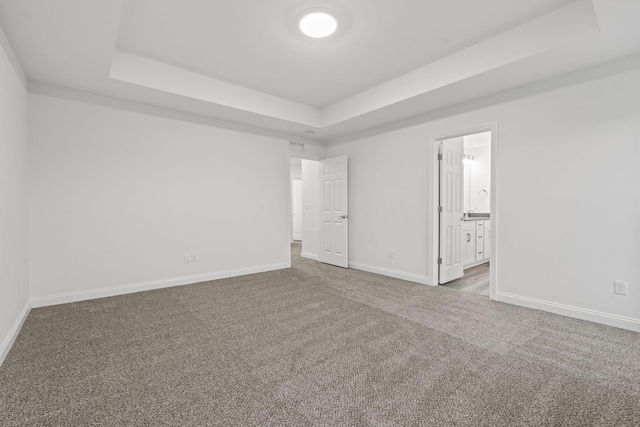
439,138,464,283
318,155,348,268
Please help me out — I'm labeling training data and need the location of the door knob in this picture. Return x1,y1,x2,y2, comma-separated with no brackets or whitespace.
340,215,349,219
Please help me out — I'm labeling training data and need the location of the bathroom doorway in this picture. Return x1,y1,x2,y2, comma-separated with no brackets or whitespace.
432,123,497,299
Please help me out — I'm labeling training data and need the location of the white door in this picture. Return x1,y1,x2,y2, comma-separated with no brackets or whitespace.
319,155,348,268
439,138,464,283
292,178,303,241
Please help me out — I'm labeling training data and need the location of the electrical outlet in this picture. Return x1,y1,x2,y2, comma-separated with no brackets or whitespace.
389,249,394,258
614,280,627,295
257,202,264,209
184,254,191,264
191,253,198,263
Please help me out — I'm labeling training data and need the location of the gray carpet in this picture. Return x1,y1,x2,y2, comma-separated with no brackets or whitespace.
1,243,639,426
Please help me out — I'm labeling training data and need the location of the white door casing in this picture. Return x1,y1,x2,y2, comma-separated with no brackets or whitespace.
439,138,464,283
292,178,302,241
319,156,348,268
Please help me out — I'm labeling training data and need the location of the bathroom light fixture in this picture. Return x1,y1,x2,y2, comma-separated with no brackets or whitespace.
463,154,475,164
298,10,339,38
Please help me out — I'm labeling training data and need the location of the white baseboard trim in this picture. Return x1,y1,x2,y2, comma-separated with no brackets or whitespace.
349,262,430,286
301,252,318,260
0,300,31,367
463,259,489,269
496,291,640,333
30,262,290,308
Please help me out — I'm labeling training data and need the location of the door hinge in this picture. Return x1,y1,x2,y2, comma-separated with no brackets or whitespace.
438,154,443,161
438,206,443,213
437,257,442,265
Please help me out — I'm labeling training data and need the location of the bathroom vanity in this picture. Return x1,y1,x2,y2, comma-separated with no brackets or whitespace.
462,216,491,267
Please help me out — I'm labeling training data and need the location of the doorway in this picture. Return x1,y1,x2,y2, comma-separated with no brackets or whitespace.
431,123,498,300
290,157,303,243
288,154,349,269
289,156,322,263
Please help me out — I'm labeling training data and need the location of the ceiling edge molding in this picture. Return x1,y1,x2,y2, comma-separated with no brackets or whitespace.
324,53,640,146
108,1,599,132
320,0,600,127
0,22,27,90
110,50,322,128
27,81,327,148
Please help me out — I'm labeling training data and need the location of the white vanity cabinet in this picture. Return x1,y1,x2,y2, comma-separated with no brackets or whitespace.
483,220,491,260
462,221,477,265
462,218,491,267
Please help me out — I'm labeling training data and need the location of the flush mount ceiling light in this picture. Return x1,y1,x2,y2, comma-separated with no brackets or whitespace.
298,9,339,38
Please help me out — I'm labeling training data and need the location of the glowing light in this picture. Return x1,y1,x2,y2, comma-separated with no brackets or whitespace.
299,11,338,38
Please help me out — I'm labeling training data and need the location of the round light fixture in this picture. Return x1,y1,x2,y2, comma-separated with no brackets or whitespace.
298,10,338,38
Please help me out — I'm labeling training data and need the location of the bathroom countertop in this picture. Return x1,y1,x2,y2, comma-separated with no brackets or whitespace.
463,216,490,221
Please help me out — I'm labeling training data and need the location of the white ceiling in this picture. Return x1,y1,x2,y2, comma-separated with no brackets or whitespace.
0,0,638,144
116,0,576,108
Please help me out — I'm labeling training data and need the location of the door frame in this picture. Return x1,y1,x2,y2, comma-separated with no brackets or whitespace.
429,122,499,300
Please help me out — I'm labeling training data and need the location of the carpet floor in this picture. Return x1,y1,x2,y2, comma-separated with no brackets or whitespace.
1,242,639,426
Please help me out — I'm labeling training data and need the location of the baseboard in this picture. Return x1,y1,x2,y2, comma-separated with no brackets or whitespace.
463,259,489,269
301,252,318,260
30,262,290,308
496,291,640,333
349,262,430,285
0,300,31,367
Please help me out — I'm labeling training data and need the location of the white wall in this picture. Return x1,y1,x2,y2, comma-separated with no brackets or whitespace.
301,160,320,259
289,142,325,162
328,126,432,284
464,139,491,213
0,32,29,363
290,157,302,242
29,94,291,304
327,61,640,331
290,157,302,179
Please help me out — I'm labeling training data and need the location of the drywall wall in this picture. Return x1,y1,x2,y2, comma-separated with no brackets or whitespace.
290,158,302,242
289,141,325,162
301,160,320,259
0,31,29,363
29,93,291,304
327,59,640,331
464,141,491,213
327,127,432,283
290,157,302,179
